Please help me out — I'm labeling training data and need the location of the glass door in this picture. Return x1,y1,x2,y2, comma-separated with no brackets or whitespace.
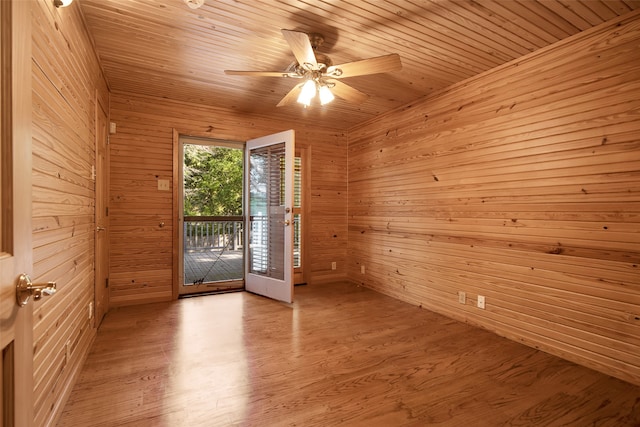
245,130,295,303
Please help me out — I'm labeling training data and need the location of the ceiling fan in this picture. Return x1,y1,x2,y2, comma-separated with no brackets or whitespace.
224,29,402,107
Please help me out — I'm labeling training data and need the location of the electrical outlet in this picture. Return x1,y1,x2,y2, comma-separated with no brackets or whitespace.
458,291,466,304
157,179,170,191
65,340,71,363
331,261,336,270
477,295,486,309
360,265,365,274
89,302,94,319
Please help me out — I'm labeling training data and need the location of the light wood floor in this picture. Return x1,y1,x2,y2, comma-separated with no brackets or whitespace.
57,282,640,426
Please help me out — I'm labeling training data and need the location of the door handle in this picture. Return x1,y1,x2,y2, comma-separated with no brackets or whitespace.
280,220,290,226
96,226,106,232
16,274,57,307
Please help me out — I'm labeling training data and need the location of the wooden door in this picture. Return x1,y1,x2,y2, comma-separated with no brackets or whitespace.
94,95,109,326
245,130,295,303
0,0,34,425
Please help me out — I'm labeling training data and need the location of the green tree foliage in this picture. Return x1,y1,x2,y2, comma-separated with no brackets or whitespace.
183,144,243,216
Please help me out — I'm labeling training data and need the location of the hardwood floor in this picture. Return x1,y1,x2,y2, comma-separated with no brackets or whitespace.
57,282,640,426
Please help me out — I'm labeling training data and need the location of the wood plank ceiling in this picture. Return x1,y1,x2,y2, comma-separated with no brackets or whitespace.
78,0,640,130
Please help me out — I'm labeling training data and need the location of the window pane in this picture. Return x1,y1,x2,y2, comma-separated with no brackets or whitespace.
249,143,286,279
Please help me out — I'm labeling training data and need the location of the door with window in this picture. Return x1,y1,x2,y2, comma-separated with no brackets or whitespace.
0,0,34,424
245,130,295,303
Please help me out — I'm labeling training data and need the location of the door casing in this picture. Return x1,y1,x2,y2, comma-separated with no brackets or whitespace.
172,131,299,300
94,93,109,326
176,135,245,296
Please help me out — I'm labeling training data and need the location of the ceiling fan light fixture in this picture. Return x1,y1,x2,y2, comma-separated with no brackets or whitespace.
319,85,335,105
297,80,316,106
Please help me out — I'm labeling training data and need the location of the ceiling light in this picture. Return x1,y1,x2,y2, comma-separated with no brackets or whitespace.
54,0,73,7
297,80,316,107
318,85,335,105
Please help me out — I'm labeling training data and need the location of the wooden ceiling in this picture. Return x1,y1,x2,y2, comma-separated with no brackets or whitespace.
78,0,640,130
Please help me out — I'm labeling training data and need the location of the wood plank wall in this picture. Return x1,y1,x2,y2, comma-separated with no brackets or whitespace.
347,11,640,386
108,92,347,307
31,0,109,425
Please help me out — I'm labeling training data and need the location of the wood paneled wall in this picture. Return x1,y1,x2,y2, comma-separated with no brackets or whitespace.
31,0,109,425
347,11,640,385
108,92,347,306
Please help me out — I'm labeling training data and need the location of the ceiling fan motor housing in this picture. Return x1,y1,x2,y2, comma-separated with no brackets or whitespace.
306,33,332,68
307,33,325,49
313,53,333,69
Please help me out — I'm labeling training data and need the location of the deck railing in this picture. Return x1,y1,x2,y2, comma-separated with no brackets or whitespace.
184,216,244,252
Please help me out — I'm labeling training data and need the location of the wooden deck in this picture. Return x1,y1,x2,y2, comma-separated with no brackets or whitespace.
183,249,243,284
57,281,640,426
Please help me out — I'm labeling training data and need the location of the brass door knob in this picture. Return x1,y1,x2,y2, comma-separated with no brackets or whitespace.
16,274,57,307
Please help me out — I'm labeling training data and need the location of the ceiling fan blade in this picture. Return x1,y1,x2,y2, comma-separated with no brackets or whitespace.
276,84,303,107
224,70,296,77
281,29,317,70
327,54,402,78
330,80,369,104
